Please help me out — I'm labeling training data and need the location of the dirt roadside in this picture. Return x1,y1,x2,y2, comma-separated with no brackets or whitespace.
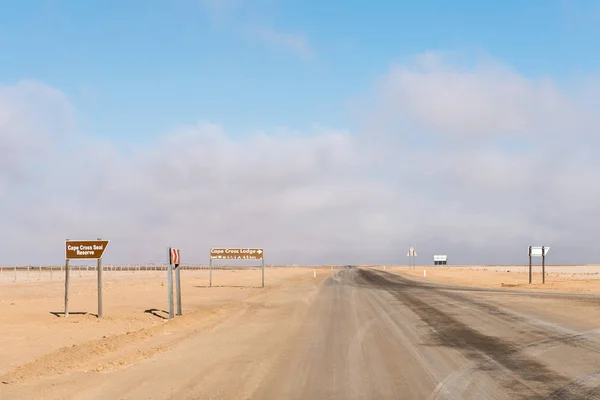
376,266,600,293
0,267,332,387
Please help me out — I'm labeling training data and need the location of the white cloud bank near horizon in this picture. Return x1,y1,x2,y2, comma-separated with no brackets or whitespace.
1,53,599,266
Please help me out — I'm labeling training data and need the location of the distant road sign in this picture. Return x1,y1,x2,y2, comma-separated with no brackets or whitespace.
433,254,447,266
210,248,264,260
407,247,417,257
65,240,109,259
530,246,550,257
170,248,180,265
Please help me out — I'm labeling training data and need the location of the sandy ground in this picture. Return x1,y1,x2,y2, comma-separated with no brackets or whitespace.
375,265,600,293
4,268,600,399
0,267,331,381
4,266,600,399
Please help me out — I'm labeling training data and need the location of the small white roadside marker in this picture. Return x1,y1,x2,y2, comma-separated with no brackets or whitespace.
424,270,427,277
313,269,316,278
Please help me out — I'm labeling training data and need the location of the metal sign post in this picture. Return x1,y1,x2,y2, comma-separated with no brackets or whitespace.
167,262,174,319
542,246,546,284
64,258,70,318
528,246,550,284
407,247,417,270
176,264,182,316
262,258,265,288
97,238,103,318
528,246,532,284
209,258,213,287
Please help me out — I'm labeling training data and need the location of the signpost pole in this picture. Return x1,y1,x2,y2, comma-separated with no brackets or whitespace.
97,238,103,318
262,258,265,288
528,246,532,284
542,246,546,284
65,258,70,318
209,258,213,287
168,261,174,319
175,264,182,316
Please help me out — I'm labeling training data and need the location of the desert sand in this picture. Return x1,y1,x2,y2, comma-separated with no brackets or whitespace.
5,266,600,399
378,265,600,293
0,266,332,384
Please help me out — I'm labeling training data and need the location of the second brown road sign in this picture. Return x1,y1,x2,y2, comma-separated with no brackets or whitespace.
210,248,264,260
65,240,110,259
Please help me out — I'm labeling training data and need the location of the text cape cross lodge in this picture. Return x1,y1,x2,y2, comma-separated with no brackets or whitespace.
210,248,264,260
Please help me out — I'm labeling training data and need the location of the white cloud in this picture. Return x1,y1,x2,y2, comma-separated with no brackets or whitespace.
249,26,313,60
2,53,600,266
362,54,587,139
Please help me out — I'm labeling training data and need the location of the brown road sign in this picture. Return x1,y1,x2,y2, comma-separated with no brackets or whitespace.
210,248,264,260
65,240,110,259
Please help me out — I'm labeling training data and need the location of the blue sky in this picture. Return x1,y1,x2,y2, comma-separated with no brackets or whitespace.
2,1,600,264
1,0,599,145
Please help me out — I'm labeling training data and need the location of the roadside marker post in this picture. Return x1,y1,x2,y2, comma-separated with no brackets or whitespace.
169,247,182,317
209,248,265,288
167,248,181,320
64,239,109,318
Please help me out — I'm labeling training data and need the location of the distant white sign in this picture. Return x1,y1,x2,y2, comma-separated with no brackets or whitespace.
407,247,417,257
433,255,447,262
529,246,550,257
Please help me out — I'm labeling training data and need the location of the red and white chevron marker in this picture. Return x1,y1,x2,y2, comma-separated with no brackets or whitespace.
169,248,180,265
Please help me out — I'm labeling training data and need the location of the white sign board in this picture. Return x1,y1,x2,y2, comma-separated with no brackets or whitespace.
530,246,550,257
407,247,417,257
433,255,447,262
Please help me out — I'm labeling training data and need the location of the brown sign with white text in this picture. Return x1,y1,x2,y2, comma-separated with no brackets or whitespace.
65,240,110,259
210,248,264,260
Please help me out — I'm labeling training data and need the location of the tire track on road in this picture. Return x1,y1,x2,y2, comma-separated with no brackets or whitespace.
357,269,600,399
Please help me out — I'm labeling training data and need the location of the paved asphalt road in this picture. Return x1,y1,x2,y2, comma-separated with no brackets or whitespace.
253,267,600,400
